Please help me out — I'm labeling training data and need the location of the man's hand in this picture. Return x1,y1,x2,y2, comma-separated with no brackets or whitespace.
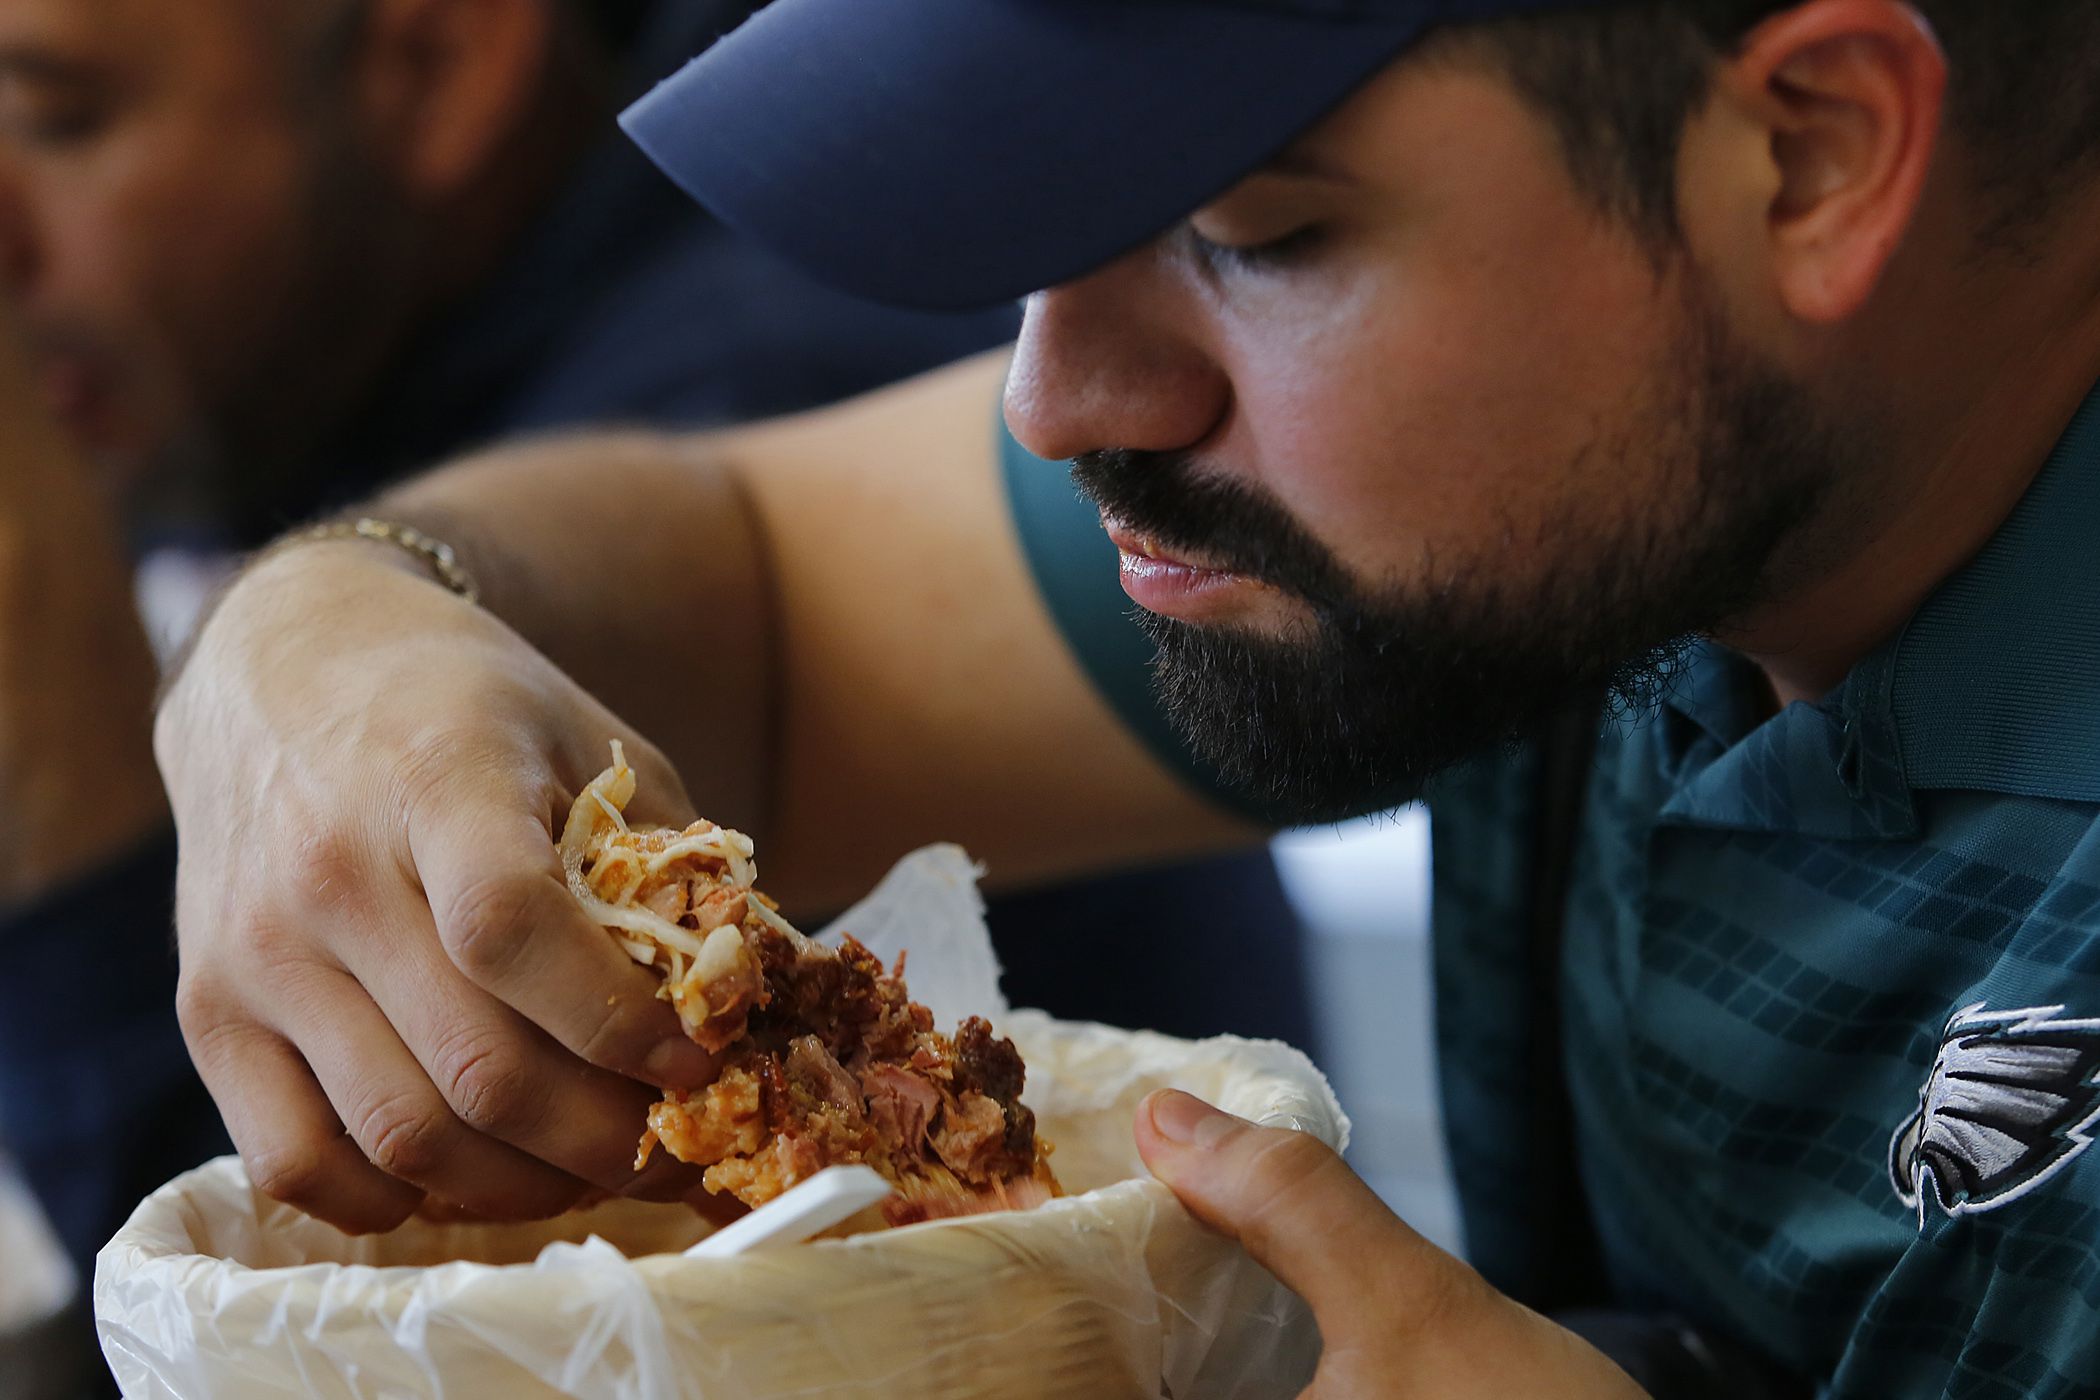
0,299,166,903
1136,1089,1648,1399
157,543,722,1232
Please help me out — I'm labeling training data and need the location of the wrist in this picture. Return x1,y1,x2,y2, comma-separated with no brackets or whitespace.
270,517,480,605
160,531,462,704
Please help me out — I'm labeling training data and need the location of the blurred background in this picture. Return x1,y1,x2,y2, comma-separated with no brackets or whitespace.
1275,808,1462,1256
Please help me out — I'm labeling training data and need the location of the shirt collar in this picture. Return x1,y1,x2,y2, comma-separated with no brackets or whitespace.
1655,374,2100,835
1876,378,2100,803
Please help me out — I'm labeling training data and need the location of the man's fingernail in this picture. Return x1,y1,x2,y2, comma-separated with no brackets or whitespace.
645,1039,711,1088
1150,1090,1242,1149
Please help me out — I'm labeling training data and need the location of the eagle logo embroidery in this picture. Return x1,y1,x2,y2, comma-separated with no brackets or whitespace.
1889,1003,2100,1224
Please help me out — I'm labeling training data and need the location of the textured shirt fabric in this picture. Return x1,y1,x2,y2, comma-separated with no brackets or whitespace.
1005,377,2100,1396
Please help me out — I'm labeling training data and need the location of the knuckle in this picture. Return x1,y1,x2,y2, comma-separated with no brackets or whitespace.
172,972,225,1044
396,730,478,801
436,1035,540,1139
437,874,542,982
246,1143,329,1209
358,1094,456,1183
399,731,533,827
237,911,303,969
287,828,377,921
178,994,272,1079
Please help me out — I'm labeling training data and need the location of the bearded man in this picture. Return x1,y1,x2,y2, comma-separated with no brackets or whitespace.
151,0,2100,1394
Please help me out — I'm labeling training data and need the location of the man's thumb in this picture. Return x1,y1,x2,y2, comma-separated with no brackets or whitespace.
1136,1088,1449,1318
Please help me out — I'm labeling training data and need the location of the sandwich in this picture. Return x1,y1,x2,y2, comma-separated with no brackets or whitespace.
559,744,1060,1226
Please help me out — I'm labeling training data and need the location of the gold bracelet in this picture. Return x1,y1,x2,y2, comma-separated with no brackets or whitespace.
279,518,481,605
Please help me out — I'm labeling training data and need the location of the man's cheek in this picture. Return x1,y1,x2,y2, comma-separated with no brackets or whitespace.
1239,394,1491,576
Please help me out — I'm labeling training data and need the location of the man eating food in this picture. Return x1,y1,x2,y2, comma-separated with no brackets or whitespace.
151,0,2100,1394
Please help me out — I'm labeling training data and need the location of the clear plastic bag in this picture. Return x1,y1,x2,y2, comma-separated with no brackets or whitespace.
95,849,1346,1399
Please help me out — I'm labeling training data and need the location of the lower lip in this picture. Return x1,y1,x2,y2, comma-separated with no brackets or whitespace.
1115,549,1269,619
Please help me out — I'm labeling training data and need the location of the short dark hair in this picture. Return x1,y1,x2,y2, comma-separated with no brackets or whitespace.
1467,1,2100,250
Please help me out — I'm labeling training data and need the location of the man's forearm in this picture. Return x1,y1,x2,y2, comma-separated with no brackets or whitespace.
364,430,777,831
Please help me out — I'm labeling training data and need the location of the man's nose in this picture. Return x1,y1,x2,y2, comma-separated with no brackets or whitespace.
1003,248,1229,464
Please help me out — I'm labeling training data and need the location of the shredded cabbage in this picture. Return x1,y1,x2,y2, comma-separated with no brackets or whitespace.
744,891,812,949
562,742,765,985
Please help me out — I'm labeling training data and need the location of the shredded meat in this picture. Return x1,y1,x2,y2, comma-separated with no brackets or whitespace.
931,1092,1010,1182
786,1037,865,1120
703,1133,825,1206
861,1064,941,1153
636,1062,765,1170
650,933,1058,1219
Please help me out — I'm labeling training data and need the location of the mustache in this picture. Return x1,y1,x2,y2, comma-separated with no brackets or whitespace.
1068,448,1361,618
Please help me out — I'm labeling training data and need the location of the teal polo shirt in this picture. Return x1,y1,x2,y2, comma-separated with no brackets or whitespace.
1002,381,2100,1398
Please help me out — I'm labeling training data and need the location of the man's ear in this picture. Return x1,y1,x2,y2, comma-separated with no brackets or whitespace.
347,0,556,201
1693,0,1947,325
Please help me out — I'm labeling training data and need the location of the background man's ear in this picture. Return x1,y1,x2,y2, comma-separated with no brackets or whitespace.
346,0,556,201
1696,0,1948,325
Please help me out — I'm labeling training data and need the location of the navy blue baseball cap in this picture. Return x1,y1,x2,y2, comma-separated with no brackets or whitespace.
621,0,1589,310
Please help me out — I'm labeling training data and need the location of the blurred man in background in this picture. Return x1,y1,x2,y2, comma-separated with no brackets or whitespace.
0,0,1311,1381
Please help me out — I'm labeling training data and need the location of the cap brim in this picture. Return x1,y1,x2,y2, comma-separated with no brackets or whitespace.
621,0,1429,310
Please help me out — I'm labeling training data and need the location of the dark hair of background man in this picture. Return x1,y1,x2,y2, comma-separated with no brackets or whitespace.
1476,1,2100,249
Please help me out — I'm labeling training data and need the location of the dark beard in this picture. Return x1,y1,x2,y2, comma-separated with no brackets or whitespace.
1069,296,1851,824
